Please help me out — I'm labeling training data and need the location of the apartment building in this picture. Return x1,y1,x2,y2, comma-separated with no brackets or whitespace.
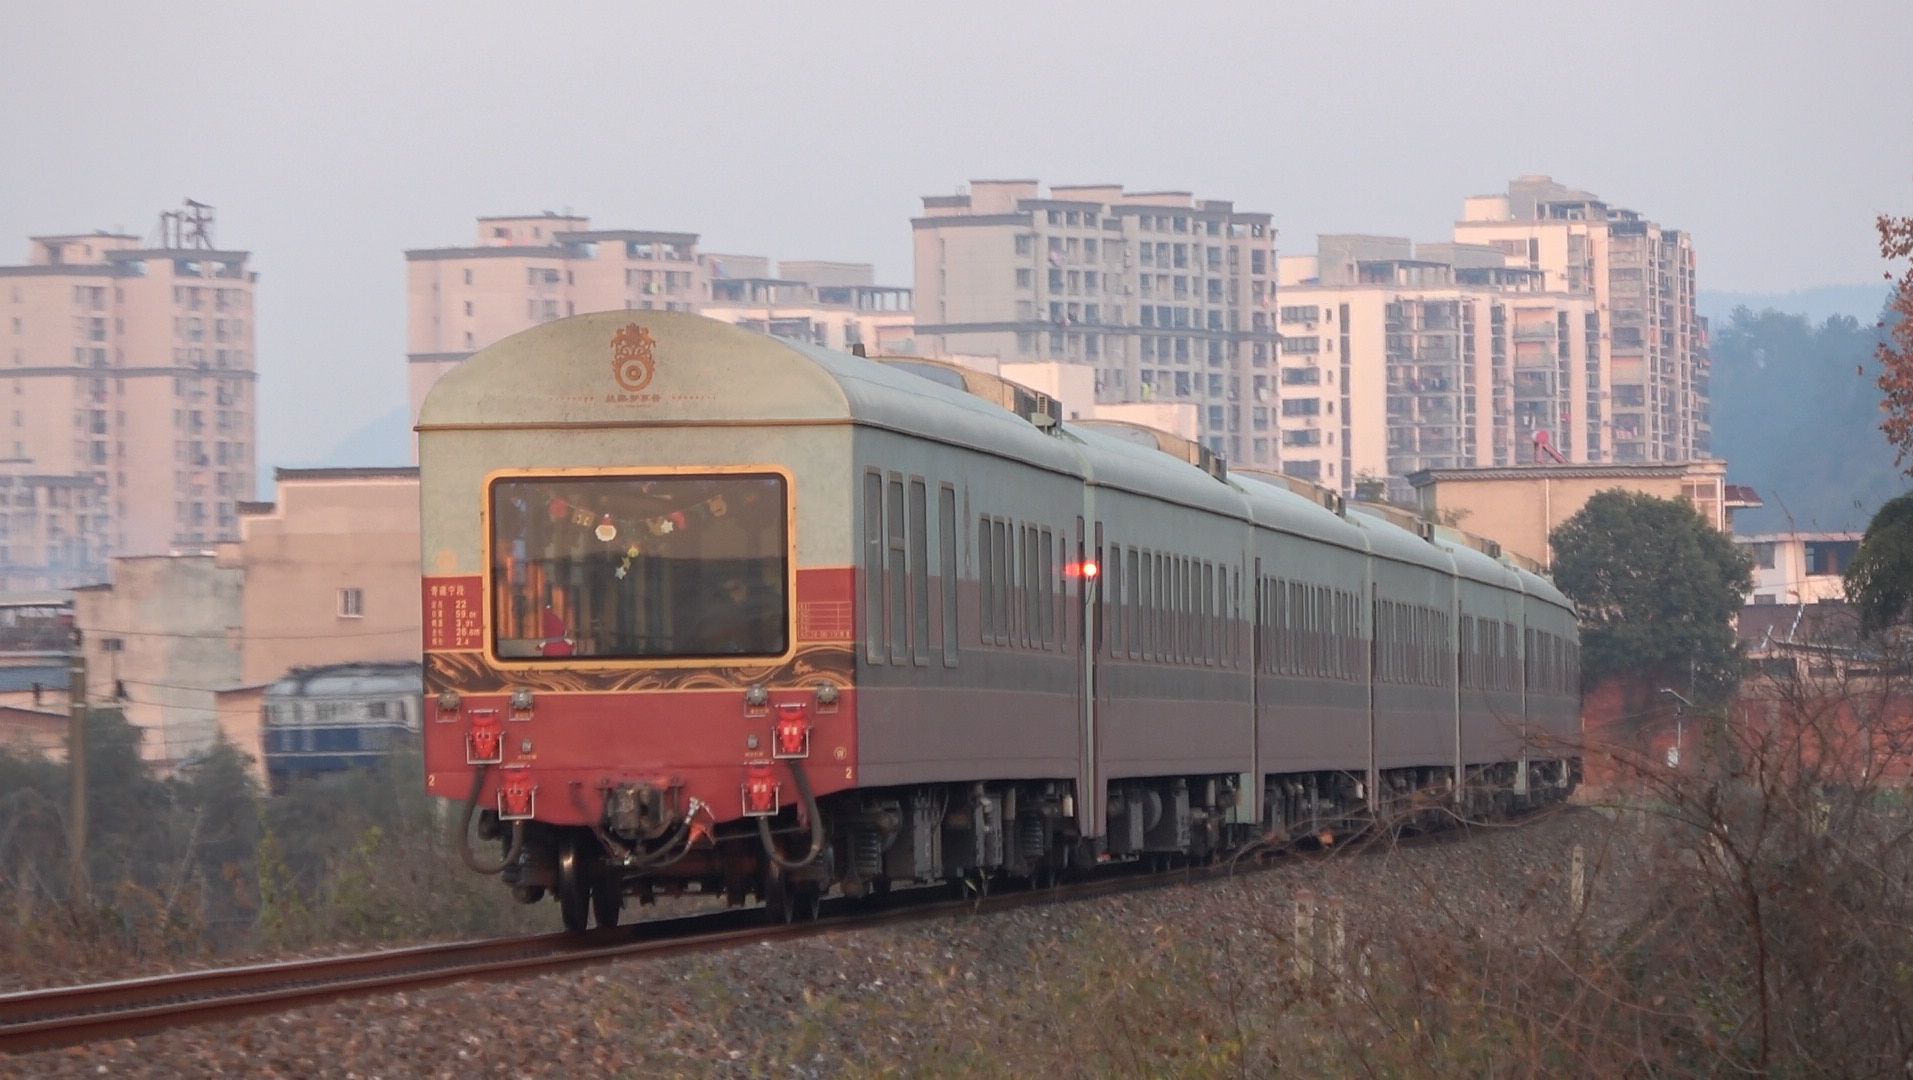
701,257,915,354
1453,176,1708,463
911,181,1281,468
406,214,707,425
1741,531,1861,607
406,214,915,427
0,202,258,587
1274,236,1596,497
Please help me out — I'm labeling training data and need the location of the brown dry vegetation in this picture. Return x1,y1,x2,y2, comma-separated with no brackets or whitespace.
7,655,1913,1076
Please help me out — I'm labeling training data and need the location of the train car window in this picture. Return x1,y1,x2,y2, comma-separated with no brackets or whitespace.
1378,601,1389,683
1298,584,1311,677
1163,561,1178,661
1257,578,1269,674
1107,545,1123,656
1039,528,1055,648
1132,551,1144,660
862,472,885,664
1193,560,1204,665
1125,548,1141,660
1002,516,1017,646
886,479,907,663
1135,551,1150,661
1136,550,1151,661
1227,569,1238,670
1330,591,1343,681
1024,526,1040,649
1201,563,1214,666
939,485,958,667
909,481,929,666
978,518,994,646
1460,615,1474,688
1155,550,1170,661
1311,586,1324,678
489,472,788,661
1272,580,1286,675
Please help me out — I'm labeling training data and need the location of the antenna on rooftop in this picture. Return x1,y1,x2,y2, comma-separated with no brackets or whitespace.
156,199,215,250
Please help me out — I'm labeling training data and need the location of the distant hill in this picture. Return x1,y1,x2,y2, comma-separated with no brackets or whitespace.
1699,285,1888,326
256,405,412,496
1708,305,1903,534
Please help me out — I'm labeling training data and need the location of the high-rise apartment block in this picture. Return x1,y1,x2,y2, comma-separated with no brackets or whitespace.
911,181,1281,468
1275,236,1597,497
0,202,257,589
406,214,912,426
1270,177,1708,497
1453,176,1708,463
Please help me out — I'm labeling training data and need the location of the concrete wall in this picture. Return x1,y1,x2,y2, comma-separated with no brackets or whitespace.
73,554,242,767
230,471,421,686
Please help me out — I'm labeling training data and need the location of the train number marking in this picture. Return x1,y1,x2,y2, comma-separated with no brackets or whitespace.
844,767,855,781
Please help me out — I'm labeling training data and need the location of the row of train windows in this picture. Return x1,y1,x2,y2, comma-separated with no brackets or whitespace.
1256,579,1363,681
861,473,960,667
858,472,1582,694
1375,601,1450,687
1525,629,1580,697
1459,616,1523,693
1104,546,1240,668
978,516,1071,651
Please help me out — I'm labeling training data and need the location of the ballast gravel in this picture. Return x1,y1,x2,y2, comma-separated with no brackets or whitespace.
11,807,1638,1078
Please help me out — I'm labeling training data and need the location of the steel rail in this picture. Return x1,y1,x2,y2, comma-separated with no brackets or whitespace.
0,809,1545,1056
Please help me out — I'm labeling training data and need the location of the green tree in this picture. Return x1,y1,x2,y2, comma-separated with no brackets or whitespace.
1870,212,1913,470
173,733,263,923
1550,490,1753,701
1844,492,1913,635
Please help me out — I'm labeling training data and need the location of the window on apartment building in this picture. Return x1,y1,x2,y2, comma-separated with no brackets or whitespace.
1745,541,1775,570
339,588,364,618
1016,269,1033,289
1805,540,1859,577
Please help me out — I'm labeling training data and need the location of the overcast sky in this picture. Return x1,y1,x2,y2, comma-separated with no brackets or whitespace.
3,1,1908,476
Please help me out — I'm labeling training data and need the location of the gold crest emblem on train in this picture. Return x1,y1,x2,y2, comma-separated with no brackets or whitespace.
610,322,656,392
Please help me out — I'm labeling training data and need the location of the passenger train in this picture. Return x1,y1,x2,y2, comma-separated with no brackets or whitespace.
417,312,1580,929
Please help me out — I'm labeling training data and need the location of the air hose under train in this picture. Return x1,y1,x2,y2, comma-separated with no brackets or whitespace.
758,756,827,869
455,764,525,875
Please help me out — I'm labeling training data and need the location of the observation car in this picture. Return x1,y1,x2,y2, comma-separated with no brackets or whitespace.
417,312,1581,928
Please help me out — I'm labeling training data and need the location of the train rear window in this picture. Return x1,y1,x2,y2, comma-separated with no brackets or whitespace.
489,473,789,660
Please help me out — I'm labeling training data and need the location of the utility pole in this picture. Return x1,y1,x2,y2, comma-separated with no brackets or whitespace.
67,632,87,901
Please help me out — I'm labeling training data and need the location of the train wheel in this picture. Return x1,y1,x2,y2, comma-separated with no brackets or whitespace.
792,883,823,922
593,867,623,929
763,868,795,924
557,832,591,934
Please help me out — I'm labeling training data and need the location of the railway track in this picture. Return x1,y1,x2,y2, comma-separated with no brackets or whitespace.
0,813,1514,1056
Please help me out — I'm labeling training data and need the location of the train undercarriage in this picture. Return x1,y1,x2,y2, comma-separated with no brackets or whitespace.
470,756,1579,931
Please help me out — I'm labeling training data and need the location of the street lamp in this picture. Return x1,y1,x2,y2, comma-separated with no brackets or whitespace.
1659,688,1695,768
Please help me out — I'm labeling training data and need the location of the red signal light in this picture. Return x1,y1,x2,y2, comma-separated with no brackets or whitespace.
1067,560,1102,580
1082,560,1101,579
